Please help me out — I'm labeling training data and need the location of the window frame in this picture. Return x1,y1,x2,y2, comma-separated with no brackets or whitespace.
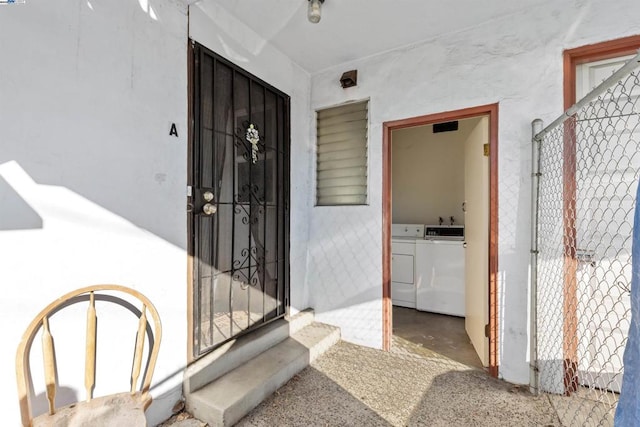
314,99,371,207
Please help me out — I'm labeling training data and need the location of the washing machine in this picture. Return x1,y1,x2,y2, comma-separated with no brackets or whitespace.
415,226,465,317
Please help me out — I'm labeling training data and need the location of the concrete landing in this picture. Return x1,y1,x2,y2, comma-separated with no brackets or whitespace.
237,338,560,426
164,334,559,427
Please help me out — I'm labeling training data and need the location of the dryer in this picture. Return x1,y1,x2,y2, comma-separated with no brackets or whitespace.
391,224,424,308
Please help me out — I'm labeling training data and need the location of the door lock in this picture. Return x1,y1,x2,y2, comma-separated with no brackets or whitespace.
203,191,214,202
202,203,217,215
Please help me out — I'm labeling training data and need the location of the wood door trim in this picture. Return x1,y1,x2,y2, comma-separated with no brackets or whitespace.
382,120,393,351
488,105,499,377
561,34,640,394
187,38,195,363
382,103,499,377
563,34,640,110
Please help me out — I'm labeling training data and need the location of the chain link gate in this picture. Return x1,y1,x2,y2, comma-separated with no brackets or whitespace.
531,52,640,426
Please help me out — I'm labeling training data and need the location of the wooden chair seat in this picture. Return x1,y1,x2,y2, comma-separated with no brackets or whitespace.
16,285,162,427
32,392,146,427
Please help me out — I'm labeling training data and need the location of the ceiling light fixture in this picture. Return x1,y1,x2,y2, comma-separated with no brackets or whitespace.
307,0,324,24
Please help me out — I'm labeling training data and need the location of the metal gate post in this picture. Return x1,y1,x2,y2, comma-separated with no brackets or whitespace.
530,118,543,395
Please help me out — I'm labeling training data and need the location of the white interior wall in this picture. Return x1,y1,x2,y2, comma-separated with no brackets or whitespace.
189,1,313,316
308,1,640,384
392,122,473,226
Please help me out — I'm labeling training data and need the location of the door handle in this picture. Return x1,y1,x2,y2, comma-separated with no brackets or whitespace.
200,190,216,215
202,203,217,215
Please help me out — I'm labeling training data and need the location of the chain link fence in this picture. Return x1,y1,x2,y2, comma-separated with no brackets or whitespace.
532,53,640,426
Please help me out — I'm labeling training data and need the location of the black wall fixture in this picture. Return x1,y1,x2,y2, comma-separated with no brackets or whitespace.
340,70,358,88
433,121,459,133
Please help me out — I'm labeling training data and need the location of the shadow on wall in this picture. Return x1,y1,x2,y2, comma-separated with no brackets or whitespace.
0,0,187,249
0,160,186,299
496,132,532,381
0,160,173,241
0,176,42,230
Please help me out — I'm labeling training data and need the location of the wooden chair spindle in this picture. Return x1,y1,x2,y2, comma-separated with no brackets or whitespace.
16,285,162,426
85,292,97,402
131,305,147,393
41,316,56,415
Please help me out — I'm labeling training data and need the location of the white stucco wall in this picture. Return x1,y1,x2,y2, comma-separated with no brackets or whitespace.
1,1,313,424
0,0,189,425
3,2,640,423
308,1,640,384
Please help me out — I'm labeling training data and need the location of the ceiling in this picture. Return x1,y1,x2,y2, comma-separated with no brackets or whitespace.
213,0,553,72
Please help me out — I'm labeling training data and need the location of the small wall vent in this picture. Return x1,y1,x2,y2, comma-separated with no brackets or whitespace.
433,121,459,133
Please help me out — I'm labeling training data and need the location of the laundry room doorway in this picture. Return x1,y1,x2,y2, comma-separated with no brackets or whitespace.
382,104,499,376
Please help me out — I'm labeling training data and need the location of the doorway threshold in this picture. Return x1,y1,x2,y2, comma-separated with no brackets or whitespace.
392,306,483,369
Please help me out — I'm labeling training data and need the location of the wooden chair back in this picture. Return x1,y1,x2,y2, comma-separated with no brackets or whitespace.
15,285,162,427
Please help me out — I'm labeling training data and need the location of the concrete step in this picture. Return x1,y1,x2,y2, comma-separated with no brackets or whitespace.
184,309,315,394
185,321,340,427
287,308,315,335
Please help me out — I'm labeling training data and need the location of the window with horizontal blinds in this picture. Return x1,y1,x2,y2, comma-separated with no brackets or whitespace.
316,101,368,205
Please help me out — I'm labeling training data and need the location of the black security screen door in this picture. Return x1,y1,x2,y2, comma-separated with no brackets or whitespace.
190,43,290,356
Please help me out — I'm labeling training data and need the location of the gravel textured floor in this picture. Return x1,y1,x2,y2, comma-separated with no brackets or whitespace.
163,336,560,426
236,337,559,427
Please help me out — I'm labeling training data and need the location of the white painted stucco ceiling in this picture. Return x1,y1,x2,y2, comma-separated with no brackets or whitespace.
213,0,553,72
